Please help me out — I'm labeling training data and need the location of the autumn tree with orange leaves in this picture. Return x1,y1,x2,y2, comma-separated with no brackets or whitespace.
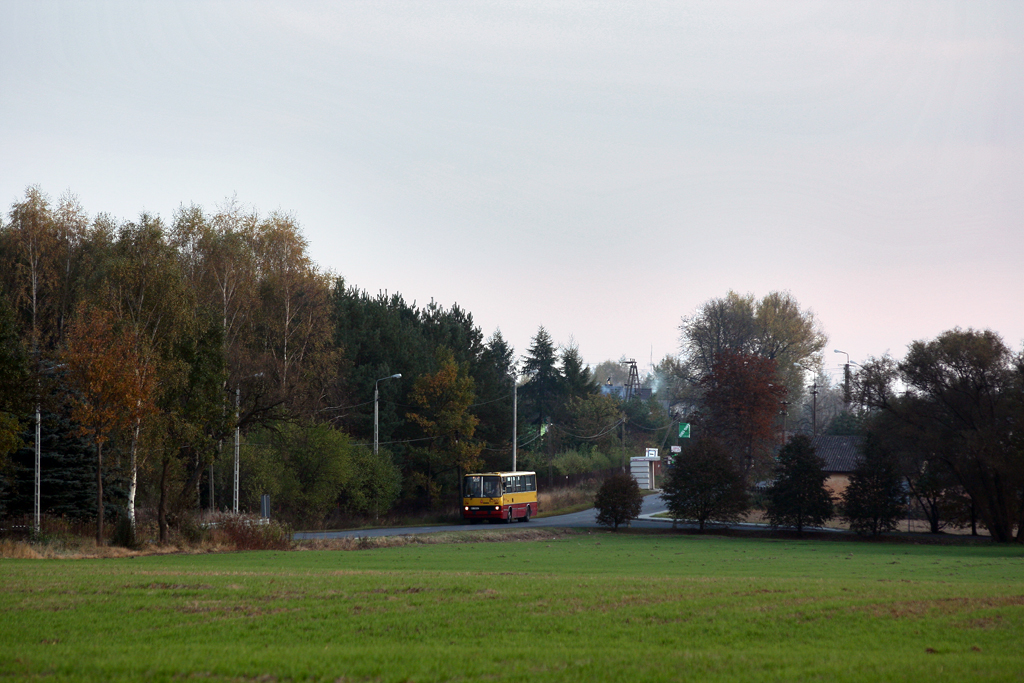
698,350,789,483
406,348,482,509
62,306,157,545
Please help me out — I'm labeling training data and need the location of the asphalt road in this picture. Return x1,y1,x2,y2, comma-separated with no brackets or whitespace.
294,493,673,540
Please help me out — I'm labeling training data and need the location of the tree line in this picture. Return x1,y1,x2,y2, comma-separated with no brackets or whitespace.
2,186,1020,544
0,187,669,540
656,293,1024,542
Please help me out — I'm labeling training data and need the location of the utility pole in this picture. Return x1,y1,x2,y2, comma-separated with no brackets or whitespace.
808,380,819,438
33,363,65,535
835,349,851,405
34,397,40,535
621,418,627,472
780,401,791,444
234,387,240,514
512,379,517,472
374,373,402,455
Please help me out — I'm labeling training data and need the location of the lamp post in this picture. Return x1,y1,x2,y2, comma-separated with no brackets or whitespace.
512,379,517,473
374,373,402,455
511,369,538,473
834,349,852,404
33,363,65,535
232,372,263,514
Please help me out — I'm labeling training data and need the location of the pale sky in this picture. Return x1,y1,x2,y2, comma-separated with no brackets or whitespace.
2,1,1022,379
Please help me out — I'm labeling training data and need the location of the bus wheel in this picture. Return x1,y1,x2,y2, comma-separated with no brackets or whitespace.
506,509,514,524
521,506,531,523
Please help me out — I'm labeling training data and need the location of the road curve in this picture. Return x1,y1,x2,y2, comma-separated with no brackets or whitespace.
294,493,672,540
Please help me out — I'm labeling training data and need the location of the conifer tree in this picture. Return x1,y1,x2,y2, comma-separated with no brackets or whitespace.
765,435,834,534
841,434,906,536
520,326,562,428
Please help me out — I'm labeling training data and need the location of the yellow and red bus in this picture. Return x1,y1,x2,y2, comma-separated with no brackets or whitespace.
462,471,537,523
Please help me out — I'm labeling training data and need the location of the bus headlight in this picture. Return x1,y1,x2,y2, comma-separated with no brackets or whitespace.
494,506,500,510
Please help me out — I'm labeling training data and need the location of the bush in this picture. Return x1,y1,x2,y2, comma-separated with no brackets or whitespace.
176,515,209,546
594,473,643,530
552,450,590,476
220,515,291,550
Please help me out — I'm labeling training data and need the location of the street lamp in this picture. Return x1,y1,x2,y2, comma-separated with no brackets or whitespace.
374,373,402,455
511,369,538,473
512,373,527,473
33,363,65,535
233,372,263,514
834,349,852,404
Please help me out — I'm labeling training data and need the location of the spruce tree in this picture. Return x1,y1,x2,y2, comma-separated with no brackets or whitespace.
841,434,906,536
765,435,834,534
1,410,116,520
560,341,599,401
521,327,562,428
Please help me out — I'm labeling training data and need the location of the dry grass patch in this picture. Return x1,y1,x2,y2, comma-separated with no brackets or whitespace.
858,595,1024,620
295,526,583,552
537,484,595,516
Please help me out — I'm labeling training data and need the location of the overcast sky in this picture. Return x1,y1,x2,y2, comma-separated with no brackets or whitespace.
3,1,1021,380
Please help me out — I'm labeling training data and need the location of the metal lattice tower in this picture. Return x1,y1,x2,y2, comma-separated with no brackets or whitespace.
622,359,641,401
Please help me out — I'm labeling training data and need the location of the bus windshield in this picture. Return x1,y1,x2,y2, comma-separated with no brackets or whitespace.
464,475,501,498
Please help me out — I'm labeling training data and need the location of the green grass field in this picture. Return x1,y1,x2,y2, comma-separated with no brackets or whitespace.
2,531,1023,682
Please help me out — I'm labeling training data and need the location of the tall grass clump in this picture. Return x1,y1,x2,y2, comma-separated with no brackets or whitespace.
538,479,600,515
217,514,292,550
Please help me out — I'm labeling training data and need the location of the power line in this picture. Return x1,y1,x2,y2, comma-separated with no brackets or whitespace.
629,420,674,433
352,436,436,448
548,418,625,440
468,391,514,408
316,399,374,413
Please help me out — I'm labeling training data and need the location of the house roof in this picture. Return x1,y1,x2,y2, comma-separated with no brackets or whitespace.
811,435,864,474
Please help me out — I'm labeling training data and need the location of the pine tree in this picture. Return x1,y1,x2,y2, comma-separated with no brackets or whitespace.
765,435,834,534
560,340,598,401
841,434,906,536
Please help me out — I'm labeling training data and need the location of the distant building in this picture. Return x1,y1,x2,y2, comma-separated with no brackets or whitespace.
811,435,864,497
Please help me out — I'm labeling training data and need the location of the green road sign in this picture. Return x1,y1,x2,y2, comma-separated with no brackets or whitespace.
678,423,690,438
